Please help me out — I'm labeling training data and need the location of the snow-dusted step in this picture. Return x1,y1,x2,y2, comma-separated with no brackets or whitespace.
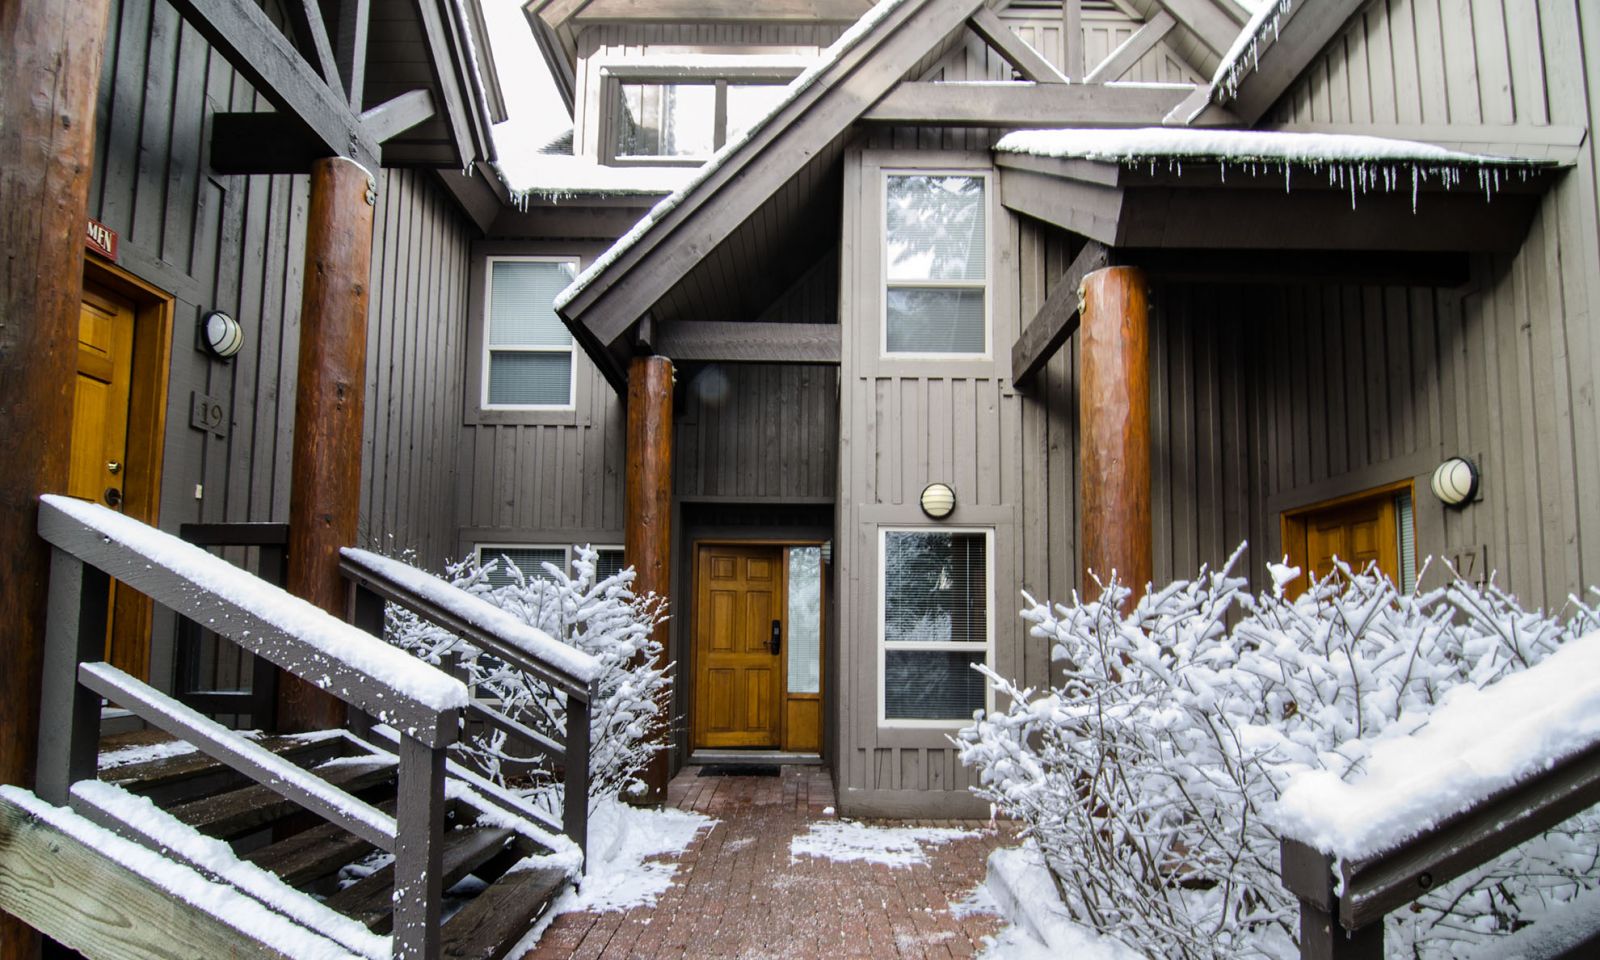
326,824,518,932
103,731,347,805
165,757,398,840
440,862,570,960
241,800,393,888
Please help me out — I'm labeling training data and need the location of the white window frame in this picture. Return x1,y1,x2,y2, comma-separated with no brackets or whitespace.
479,255,578,412
474,543,625,583
880,169,993,361
877,526,994,729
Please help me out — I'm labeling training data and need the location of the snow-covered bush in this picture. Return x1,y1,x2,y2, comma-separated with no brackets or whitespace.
385,547,670,815
956,548,1600,959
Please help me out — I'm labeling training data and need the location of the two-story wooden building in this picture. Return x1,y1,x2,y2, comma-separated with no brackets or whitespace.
439,0,1594,819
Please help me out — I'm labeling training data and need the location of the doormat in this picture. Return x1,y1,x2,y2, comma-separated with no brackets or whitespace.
697,764,781,778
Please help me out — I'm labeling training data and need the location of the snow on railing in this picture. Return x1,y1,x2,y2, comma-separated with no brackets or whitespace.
1274,630,1600,959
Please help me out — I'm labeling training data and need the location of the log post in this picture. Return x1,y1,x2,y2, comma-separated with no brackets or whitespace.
1078,265,1152,607
625,355,673,804
1,0,114,953
278,157,376,734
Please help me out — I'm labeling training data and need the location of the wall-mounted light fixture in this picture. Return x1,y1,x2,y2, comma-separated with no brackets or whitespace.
1431,456,1480,507
201,310,244,360
920,482,956,519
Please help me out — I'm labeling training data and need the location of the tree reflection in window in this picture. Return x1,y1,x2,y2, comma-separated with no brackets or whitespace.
884,175,987,354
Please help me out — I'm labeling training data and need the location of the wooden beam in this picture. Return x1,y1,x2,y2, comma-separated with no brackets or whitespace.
532,0,598,28
334,0,371,108
1011,241,1108,387
1125,248,1471,287
1079,266,1152,607
968,7,1068,83
1213,0,1367,124
625,357,674,804
1,5,112,953
165,0,377,166
0,793,324,960
280,158,377,734
655,322,841,363
996,165,1124,245
410,0,480,167
287,0,340,89
1062,0,1084,79
862,81,1193,126
209,113,330,175
1084,10,1175,83
361,89,437,143
1152,0,1244,57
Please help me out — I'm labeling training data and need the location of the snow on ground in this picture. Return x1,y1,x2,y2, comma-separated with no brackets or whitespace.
975,842,1149,960
788,820,980,868
1274,629,1600,861
506,798,714,954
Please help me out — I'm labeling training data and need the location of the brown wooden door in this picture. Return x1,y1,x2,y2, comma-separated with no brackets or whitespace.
70,285,135,507
1283,484,1404,594
694,545,784,749
70,283,145,675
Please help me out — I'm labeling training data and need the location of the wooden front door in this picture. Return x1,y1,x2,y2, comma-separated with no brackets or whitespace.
69,281,144,675
70,285,136,509
1282,482,1409,595
694,545,785,749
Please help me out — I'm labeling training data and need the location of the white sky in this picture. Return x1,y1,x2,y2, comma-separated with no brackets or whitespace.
480,0,574,160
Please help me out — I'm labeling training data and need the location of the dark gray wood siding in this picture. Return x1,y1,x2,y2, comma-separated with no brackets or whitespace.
923,2,1204,84
1260,0,1600,608
88,0,476,692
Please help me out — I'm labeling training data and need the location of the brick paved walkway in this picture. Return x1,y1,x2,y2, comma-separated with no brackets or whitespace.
518,765,1015,959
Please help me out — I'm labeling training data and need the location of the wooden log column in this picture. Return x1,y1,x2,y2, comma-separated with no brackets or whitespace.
1,0,113,953
278,157,377,734
626,355,673,804
1078,265,1152,607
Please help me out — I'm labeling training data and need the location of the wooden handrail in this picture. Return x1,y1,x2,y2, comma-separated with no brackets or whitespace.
1279,735,1600,957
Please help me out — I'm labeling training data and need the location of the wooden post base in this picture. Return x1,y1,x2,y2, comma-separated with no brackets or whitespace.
279,157,377,734
625,356,674,804
1078,265,1152,607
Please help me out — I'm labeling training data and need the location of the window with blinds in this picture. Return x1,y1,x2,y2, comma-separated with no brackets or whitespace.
483,258,577,408
883,174,988,356
476,545,625,588
880,529,991,723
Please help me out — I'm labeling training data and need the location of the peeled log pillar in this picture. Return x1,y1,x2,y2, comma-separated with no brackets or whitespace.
1079,265,1152,607
1,0,115,954
279,157,377,733
625,355,673,804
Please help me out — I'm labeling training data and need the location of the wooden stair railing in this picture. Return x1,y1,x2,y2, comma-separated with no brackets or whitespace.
1279,725,1600,959
25,494,598,960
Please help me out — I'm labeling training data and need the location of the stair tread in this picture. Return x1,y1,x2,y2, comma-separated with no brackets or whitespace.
240,799,398,887
441,863,570,960
164,758,396,839
102,733,345,799
324,824,517,932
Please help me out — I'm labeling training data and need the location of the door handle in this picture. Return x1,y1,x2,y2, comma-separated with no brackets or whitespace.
770,619,781,656
103,487,123,508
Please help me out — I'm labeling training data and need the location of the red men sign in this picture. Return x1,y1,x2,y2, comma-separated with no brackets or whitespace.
86,218,118,261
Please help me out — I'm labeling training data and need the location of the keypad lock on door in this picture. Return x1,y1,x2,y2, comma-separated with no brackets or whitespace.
770,620,781,655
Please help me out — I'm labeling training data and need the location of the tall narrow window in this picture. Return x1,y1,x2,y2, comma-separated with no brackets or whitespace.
880,529,991,723
787,546,823,695
483,258,577,409
884,174,988,356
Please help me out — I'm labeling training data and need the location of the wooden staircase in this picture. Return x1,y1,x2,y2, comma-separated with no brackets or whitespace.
0,496,602,960
92,731,567,959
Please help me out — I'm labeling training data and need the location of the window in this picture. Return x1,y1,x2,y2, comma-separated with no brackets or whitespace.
883,173,989,357
879,529,992,724
476,544,625,589
610,80,789,162
482,257,577,409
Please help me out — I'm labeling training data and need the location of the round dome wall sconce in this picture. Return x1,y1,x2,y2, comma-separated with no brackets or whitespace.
1431,456,1480,507
202,311,244,360
920,482,956,519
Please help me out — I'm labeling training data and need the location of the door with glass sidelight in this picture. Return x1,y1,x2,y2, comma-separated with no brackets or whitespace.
692,543,824,752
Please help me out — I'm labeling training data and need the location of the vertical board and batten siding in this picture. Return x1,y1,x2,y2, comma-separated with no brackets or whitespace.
1260,0,1600,607
87,0,474,694
675,365,839,502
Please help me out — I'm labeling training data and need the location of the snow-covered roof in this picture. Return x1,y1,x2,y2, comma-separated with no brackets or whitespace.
995,127,1539,168
552,0,916,313
1210,0,1292,102
497,154,698,202
1272,629,1600,861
